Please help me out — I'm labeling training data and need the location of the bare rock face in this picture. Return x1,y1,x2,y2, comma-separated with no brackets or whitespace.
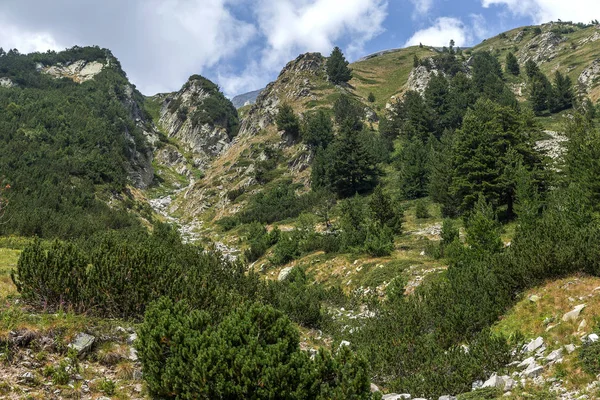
42,59,105,83
237,52,326,138
578,59,600,93
406,64,440,95
0,77,15,88
517,31,567,64
158,76,235,170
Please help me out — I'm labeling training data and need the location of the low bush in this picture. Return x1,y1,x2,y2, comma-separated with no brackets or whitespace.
136,298,378,400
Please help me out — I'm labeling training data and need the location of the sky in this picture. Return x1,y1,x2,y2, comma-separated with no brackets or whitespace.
1,0,599,97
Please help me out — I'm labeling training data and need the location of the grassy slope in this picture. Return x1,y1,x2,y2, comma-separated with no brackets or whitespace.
492,276,600,398
350,46,438,109
473,23,600,101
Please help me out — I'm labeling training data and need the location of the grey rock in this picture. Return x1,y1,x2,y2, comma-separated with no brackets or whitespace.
20,372,35,382
546,348,563,362
482,374,505,389
127,333,138,345
370,383,380,392
68,332,95,357
521,364,544,378
439,396,456,400
525,336,544,353
579,59,600,93
0,77,15,88
278,267,294,281
472,380,483,390
565,344,577,354
562,304,586,322
382,394,411,400
503,376,516,391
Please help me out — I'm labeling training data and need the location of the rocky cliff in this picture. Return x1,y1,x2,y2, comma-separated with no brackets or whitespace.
156,75,238,170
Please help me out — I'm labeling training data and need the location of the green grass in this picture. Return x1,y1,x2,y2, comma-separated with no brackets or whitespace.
0,247,20,299
349,46,437,109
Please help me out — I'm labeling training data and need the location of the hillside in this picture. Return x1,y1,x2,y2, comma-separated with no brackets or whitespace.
2,20,600,400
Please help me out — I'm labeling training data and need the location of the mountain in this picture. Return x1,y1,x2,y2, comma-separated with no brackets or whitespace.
0,46,159,238
231,88,263,108
3,20,600,400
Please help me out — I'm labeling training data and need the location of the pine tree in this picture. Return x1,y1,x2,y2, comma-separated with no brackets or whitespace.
314,124,380,197
550,70,574,112
396,136,430,199
524,60,540,79
529,72,552,115
465,195,504,254
369,184,402,233
333,94,363,131
367,92,376,103
449,98,543,215
326,46,352,84
564,114,600,209
276,103,300,139
428,132,460,217
505,52,520,76
302,109,334,149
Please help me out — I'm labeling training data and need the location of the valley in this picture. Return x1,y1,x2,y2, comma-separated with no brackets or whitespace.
1,20,600,400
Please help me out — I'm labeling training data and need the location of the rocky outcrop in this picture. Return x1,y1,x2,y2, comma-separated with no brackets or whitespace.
405,64,441,95
41,59,105,83
578,59,600,93
237,52,326,138
158,76,236,170
517,31,567,64
0,77,15,88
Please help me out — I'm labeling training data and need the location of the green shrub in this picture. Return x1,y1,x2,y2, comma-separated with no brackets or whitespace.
137,298,377,400
580,339,600,374
415,200,430,219
12,229,262,319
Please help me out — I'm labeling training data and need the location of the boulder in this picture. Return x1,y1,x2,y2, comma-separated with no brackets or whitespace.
278,267,294,281
382,395,411,400
562,304,586,322
521,364,544,378
439,396,457,400
546,348,563,363
482,374,505,389
565,344,576,354
525,336,544,353
517,357,536,370
68,332,96,357
370,383,380,392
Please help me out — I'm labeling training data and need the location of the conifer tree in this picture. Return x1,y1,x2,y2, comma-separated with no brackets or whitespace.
550,70,574,113
449,99,543,215
465,195,504,254
529,72,552,115
396,135,430,199
312,123,380,197
276,103,300,139
302,109,334,149
505,52,520,76
326,46,352,84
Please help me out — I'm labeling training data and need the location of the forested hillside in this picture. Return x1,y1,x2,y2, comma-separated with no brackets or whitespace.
2,21,600,400
0,46,155,238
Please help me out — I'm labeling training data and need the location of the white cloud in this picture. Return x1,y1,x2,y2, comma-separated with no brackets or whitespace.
404,17,469,47
482,0,600,24
255,0,388,69
137,0,257,94
0,17,63,53
217,0,389,96
0,0,389,96
409,0,434,17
